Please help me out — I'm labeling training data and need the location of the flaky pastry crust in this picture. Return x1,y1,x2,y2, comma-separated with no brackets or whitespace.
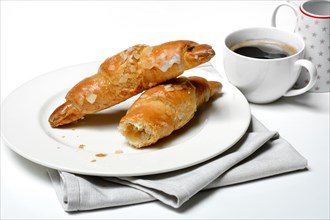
49,40,215,127
119,76,222,148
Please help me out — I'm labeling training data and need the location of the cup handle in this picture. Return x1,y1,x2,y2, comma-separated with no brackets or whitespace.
284,59,317,97
271,2,298,28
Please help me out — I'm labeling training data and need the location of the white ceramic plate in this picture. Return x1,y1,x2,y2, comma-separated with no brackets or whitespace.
1,62,250,176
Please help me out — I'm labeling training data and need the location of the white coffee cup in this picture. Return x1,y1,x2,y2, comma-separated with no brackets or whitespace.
272,0,330,92
223,27,317,104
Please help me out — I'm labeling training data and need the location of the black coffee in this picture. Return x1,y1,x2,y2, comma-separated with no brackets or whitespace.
230,40,297,59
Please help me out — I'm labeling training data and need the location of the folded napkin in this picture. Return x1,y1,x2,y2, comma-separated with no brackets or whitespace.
48,116,308,211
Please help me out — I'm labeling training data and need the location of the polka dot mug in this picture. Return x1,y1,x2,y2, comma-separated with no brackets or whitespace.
272,0,330,92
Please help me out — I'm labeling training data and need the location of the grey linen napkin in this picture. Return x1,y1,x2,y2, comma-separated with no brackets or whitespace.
47,116,308,211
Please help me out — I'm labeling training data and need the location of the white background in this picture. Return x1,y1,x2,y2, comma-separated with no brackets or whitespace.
1,0,329,219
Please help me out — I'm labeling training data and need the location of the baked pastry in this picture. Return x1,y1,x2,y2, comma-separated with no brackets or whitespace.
119,76,222,148
49,40,215,127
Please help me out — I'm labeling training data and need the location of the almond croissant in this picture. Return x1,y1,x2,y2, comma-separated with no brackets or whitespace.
49,40,215,127
119,76,222,148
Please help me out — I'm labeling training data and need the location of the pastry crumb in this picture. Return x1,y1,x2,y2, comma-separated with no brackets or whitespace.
95,153,107,157
79,144,85,149
115,150,124,154
90,159,96,163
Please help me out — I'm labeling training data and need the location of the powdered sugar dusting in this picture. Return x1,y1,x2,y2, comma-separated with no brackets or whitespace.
159,54,181,72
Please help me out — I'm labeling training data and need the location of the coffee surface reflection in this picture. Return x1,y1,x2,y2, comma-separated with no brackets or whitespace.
230,39,297,59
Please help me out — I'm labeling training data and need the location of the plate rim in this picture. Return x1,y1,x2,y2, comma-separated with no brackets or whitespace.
1,61,251,176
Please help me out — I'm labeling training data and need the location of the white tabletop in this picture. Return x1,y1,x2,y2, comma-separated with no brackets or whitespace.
1,1,329,219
